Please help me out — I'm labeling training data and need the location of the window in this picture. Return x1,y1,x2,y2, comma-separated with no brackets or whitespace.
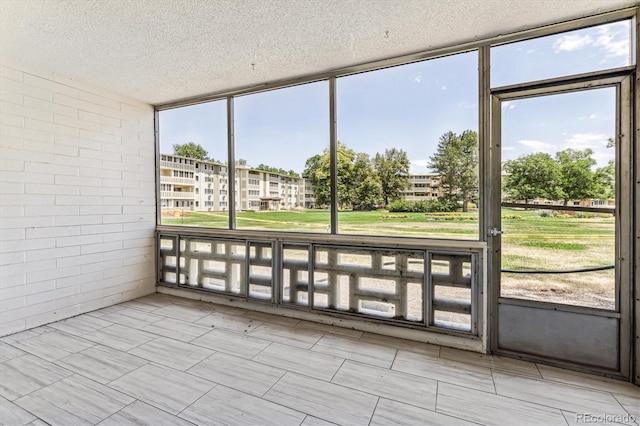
336,51,479,238
234,81,329,229
492,20,633,87
158,100,229,228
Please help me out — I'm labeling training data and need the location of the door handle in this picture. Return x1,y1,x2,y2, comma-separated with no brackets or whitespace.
488,227,503,237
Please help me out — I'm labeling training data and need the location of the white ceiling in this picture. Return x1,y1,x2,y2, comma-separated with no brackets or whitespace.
1,0,636,105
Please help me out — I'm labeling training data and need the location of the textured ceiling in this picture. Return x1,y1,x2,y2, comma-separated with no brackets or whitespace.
1,0,637,105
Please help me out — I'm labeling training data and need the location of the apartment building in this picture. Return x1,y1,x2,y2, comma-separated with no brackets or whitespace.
161,154,445,212
160,154,306,212
402,173,443,201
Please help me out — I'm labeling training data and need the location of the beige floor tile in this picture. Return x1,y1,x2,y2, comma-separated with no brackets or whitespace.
56,345,148,384
392,350,495,393
359,332,441,358
537,364,640,398
250,323,323,349
15,374,134,426
1,326,56,344
128,337,213,371
152,303,213,322
243,311,302,327
332,360,437,410
180,385,305,426
26,420,48,426
437,382,566,425
99,308,165,329
264,372,378,426
191,328,271,358
0,354,73,400
311,335,397,368
97,400,194,426
440,347,541,378
254,342,344,381
295,320,363,339
371,398,475,426
0,341,25,363
195,312,264,333
82,324,156,351
614,394,640,422
109,363,215,415
140,317,211,342
493,371,629,417
0,395,35,426
562,410,636,426
207,303,249,316
10,330,94,362
86,305,125,318
47,314,113,336
187,351,285,396
117,300,162,313
301,415,337,426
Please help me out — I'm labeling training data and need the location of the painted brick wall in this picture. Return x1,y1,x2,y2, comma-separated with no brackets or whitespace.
0,62,156,336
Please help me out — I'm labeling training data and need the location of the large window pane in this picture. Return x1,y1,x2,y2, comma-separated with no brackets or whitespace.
336,52,479,238
492,20,633,87
234,82,329,232
500,88,616,309
158,101,229,227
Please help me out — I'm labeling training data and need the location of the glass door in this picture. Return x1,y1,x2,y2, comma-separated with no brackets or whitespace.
490,74,632,377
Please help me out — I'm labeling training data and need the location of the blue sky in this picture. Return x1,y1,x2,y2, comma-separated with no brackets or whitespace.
159,20,631,173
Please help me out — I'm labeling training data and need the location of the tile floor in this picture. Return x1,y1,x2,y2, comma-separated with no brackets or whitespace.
0,293,638,426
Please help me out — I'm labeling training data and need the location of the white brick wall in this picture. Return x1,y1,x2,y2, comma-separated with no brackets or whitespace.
0,62,156,336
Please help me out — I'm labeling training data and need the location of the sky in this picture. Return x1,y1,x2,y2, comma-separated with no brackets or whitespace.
159,20,632,174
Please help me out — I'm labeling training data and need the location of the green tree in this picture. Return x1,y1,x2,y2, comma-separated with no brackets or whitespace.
302,142,382,208
236,158,248,165
428,130,478,212
350,153,383,210
173,142,208,160
373,148,410,206
556,148,598,206
503,153,562,205
593,160,615,200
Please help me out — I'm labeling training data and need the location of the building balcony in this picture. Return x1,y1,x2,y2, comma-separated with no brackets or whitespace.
161,191,194,199
160,160,196,171
160,176,195,185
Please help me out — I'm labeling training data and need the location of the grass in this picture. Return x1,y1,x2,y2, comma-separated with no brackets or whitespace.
163,207,616,309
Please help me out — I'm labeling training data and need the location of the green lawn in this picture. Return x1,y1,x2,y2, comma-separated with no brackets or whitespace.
163,207,616,308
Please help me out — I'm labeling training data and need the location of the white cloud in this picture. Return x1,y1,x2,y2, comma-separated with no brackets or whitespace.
526,49,535,54
440,85,447,90
553,34,592,53
412,159,431,167
501,101,516,110
564,133,607,150
594,22,630,57
589,114,596,119
410,159,431,174
414,74,422,83
503,146,515,151
517,139,554,153
552,22,630,59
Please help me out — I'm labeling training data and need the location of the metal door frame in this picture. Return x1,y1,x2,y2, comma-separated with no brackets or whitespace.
488,69,634,378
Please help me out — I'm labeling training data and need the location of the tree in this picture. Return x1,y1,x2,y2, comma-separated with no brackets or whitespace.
303,154,330,206
593,160,615,200
236,158,248,165
428,130,478,212
503,153,562,205
556,148,598,206
302,142,382,208
373,148,410,206
173,142,208,160
350,153,383,210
